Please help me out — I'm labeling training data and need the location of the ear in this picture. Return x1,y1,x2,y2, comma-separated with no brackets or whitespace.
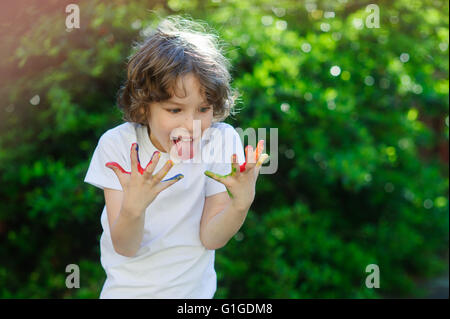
138,104,150,125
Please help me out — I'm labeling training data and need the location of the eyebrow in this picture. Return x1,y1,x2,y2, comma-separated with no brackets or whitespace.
166,100,209,107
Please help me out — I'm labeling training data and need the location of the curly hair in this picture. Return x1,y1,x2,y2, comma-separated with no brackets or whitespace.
116,15,240,126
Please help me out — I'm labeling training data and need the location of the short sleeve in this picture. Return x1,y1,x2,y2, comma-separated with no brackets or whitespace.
84,132,127,191
205,125,245,197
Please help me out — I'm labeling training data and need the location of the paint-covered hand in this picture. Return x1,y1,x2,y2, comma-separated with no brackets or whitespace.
204,140,269,212
105,143,184,215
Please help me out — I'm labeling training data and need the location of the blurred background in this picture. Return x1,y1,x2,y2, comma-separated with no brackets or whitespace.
0,0,448,298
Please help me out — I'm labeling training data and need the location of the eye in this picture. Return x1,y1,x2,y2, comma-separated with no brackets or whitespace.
167,109,181,114
200,106,212,113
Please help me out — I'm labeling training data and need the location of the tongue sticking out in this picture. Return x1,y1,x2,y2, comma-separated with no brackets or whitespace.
174,138,194,160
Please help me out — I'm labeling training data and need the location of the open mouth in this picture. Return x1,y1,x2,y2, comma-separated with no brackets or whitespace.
171,136,195,159
171,136,193,143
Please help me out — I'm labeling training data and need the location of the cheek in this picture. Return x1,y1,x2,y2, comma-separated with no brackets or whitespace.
201,119,212,132
151,112,172,134
202,111,213,126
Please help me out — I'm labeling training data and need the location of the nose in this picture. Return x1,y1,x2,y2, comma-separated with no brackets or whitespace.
182,112,201,135
184,114,194,134
176,114,204,140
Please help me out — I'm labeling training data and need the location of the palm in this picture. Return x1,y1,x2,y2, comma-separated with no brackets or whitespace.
204,140,269,199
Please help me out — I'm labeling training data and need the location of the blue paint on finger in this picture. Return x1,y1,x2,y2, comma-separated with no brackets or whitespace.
136,144,141,165
162,173,184,182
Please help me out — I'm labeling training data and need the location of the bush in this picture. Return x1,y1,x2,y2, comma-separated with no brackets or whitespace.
0,0,448,298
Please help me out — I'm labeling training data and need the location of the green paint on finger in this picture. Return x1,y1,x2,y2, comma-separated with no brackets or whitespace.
205,170,233,197
204,170,224,179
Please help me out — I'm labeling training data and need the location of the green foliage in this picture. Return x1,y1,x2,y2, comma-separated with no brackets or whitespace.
0,0,448,298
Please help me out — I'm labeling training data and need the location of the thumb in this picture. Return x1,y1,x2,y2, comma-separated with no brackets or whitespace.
204,170,226,184
204,170,233,198
156,174,185,193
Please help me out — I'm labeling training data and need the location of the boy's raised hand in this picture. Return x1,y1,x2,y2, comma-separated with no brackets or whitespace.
105,143,184,215
204,140,270,212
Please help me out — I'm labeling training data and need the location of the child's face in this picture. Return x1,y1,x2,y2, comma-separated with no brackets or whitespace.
146,73,214,158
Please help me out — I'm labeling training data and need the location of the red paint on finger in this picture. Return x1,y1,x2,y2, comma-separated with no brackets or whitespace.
134,143,145,174
144,151,160,171
105,162,130,174
255,140,264,160
240,162,246,172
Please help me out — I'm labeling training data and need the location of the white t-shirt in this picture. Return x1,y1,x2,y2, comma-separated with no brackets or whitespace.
84,121,245,298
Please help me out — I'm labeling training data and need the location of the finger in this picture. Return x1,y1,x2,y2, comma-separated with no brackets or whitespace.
105,162,130,174
255,140,265,161
248,145,256,164
152,160,174,183
156,174,184,192
105,162,129,186
230,154,240,176
244,145,251,164
161,173,184,183
130,143,139,176
245,145,257,170
204,170,226,184
135,144,145,175
246,140,265,172
143,151,161,179
255,153,270,175
241,145,252,172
